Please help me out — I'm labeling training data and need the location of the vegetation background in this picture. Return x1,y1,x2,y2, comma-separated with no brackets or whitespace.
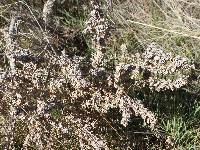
0,0,200,149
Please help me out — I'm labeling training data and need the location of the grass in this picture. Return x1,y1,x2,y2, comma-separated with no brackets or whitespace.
56,8,87,29
162,115,200,149
109,0,200,60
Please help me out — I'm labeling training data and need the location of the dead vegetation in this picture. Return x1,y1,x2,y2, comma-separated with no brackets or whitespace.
0,0,200,149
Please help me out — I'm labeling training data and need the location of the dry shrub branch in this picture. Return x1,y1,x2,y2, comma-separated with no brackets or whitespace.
0,0,196,149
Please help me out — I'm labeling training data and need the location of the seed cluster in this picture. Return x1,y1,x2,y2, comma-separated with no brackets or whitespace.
116,43,195,91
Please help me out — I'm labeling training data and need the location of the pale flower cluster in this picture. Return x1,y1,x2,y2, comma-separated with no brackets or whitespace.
83,0,110,67
117,43,195,91
65,115,109,150
42,0,56,25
